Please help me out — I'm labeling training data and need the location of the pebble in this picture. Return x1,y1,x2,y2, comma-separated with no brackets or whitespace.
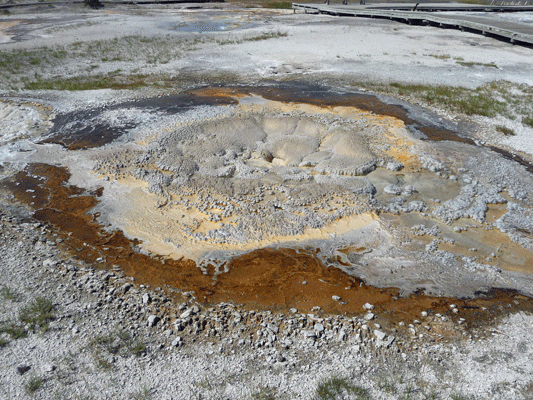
364,312,374,321
16,365,31,375
147,314,159,327
374,330,386,340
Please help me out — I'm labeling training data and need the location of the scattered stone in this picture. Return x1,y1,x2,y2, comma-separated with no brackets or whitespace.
43,364,56,373
364,312,374,321
17,365,31,375
363,303,374,310
303,330,316,339
147,314,160,327
374,330,386,341
142,293,151,305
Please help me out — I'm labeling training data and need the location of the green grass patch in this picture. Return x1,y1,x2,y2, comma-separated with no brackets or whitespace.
217,31,287,45
456,61,498,68
90,330,146,371
264,1,293,9
0,321,28,339
378,377,396,394
251,385,277,400
427,54,451,60
19,297,53,331
24,375,43,395
372,81,521,119
244,31,287,41
496,125,515,136
90,330,147,357
0,286,23,302
129,385,152,400
23,74,150,91
523,115,533,128
450,393,472,400
315,376,371,400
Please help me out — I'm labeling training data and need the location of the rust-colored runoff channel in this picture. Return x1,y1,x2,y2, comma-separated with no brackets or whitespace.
3,162,533,335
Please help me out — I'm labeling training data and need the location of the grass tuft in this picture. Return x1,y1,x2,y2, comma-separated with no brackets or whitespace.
128,385,152,399
0,286,23,302
90,329,147,369
523,115,533,128
264,1,293,9
315,376,371,400
24,375,43,395
19,297,53,331
496,125,515,136
0,321,28,339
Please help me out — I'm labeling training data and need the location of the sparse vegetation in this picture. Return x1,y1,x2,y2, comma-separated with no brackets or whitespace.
363,80,533,120
251,385,277,400
0,286,23,302
264,1,293,9
496,125,515,136
19,297,53,331
90,329,147,370
24,73,151,91
24,375,43,395
427,54,451,60
314,376,371,400
456,61,498,68
450,393,471,400
216,31,287,45
0,321,28,339
523,115,533,128
128,385,152,400
378,377,397,394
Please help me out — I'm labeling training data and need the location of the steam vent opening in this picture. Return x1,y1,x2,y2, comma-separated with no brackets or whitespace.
3,84,533,320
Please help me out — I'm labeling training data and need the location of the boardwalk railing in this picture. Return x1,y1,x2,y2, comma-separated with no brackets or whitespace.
292,3,533,45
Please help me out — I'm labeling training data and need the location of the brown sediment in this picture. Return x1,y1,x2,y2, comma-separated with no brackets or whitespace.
189,85,464,144
418,126,474,144
489,145,533,175
3,162,533,335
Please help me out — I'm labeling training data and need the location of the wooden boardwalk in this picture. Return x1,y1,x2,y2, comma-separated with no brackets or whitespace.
292,3,533,45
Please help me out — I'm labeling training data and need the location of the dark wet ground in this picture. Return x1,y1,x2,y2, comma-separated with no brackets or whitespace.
40,92,236,150
42,82,462,150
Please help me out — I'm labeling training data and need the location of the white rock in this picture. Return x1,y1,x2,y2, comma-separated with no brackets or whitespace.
142,293,151,305
374,330,386,341
43,364,56,373
147,314,159,327
363,303,374,310
303,330,316,339
364,312,374,321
